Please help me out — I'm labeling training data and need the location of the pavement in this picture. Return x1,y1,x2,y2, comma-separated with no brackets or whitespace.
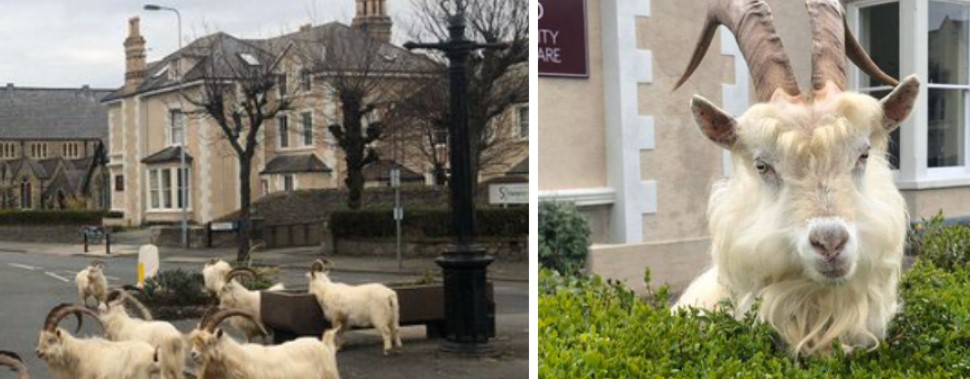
0,237,530,379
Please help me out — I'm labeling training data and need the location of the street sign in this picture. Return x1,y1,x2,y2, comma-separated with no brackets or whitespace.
211,221,236,231
488,183,529,204
539,0,589,77
394,207,404,221
390,168,401,187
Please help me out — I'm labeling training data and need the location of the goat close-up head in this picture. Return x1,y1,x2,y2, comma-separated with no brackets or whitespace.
35,304,102,362
308,259,334,280
676,0,918,287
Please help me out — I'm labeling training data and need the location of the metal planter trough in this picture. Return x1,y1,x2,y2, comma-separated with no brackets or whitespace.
260,282,495,344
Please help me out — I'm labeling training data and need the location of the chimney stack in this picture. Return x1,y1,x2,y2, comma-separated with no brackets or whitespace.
352,0,392,44
124,17,147,91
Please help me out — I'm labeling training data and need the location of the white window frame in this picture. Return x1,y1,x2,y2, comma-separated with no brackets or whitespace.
302,111,314,146
146,166,192,211
278,114,290,148
849,0,970,189
170,110,186,146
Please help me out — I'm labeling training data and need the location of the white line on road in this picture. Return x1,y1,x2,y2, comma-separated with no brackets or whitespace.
44,272,70,282
7,263,40,270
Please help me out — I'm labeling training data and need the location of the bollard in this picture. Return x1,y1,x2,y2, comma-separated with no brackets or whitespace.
83,231,89,253
105,233,111,255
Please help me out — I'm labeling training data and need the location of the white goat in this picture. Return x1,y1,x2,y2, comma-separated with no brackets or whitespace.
188,309,340,379
307,259,401,354
214,268,274,343
75,260,108,306
202,244,281,295
671,0,919,356
0,350,28,379
99,288,186,379
35,303,162,379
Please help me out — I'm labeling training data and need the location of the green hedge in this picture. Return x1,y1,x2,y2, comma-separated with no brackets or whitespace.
330,207,527,238
0,210,114,225
540,223,970,377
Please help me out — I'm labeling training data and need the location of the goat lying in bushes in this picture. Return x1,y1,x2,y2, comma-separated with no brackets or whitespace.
672,0,919,356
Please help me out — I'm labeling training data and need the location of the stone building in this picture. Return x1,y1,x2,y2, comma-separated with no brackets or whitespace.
539,0,970,293
0,85,111,210
103,1,458,227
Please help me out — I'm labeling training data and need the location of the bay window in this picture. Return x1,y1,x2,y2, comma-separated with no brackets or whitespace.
851,0,970,187
147,166,191,210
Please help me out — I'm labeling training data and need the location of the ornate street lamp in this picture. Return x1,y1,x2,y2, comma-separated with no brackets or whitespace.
404,0,507,354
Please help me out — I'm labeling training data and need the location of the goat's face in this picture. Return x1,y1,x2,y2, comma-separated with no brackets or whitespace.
693,80,918,285
35,329,66,362
189,329,222,363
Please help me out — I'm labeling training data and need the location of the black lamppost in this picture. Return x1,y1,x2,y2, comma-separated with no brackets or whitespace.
404,0,506,354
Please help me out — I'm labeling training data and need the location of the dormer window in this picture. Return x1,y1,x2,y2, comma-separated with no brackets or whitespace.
239,53,260,66
153,65,169,78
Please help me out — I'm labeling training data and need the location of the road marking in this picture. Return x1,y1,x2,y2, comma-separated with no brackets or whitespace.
45,272,70,283
106,276,120,281
7,263,40,270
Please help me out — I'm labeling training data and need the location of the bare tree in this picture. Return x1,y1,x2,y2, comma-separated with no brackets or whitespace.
407,0,528,185
183,33,296,262
305,24,436,209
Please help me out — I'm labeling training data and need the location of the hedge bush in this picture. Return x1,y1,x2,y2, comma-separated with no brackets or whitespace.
133,266,280,320
0,210,113,225
540,222,970,377
329,207,527,238
538,201,591,276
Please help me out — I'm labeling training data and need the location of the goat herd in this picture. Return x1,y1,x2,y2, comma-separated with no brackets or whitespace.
1,257,404,378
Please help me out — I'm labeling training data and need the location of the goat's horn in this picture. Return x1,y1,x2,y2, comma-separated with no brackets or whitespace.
225,267,257,283
106,288,127,304
310,259,326,272
807,0,848,92
90,260,105,268
201,309,269,337
844,18,898,87
207,258,220,265
249,242,266,253
674,0,800,101
44,303,102,333
198,306,220,328
115,289,154,321
0,350,27,377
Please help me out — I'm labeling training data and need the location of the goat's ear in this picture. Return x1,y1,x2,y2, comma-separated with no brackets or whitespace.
690,95,738,149
880,75,920,132
216,329,224,339
55,330,62,338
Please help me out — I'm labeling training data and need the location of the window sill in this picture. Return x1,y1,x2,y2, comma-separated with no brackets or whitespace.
276,146,316,153
896,176,970,190
146,209,193,213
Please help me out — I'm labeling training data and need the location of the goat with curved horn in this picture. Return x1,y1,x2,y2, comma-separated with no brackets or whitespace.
0,350,28,379
43,303,100,334
201,309,269,337
225,267,257,283
673,0,922,357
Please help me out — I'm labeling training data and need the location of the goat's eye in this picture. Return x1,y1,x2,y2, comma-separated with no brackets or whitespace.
755,161,770,174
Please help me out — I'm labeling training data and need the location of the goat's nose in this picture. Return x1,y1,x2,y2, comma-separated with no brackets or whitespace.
809,224,849,260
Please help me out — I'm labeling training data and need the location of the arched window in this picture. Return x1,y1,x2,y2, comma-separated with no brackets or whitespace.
20,179,31,209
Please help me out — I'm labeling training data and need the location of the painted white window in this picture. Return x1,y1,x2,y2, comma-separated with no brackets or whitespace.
148,167,192,210
851,0,970,187
283,174,295,191
278,115,290,148
302,112,313,146
171,110,186,146
517,106,529,139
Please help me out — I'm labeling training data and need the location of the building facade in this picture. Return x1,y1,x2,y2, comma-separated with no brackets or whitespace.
104,1,525,227
539,0,970,293
0,85,111,210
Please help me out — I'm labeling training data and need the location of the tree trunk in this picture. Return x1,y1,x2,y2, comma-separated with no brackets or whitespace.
346,168,364,209
236,157,253,263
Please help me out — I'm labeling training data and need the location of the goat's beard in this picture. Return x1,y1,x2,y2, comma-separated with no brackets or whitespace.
702,158,906,356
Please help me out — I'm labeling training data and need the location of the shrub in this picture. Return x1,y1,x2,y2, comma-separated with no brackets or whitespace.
329,207,527,238
540,220,970,377
0,210,111,225
913,213,970,271
138,268,210,309
538,201,590,276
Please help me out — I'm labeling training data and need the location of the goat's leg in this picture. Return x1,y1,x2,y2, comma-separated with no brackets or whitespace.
376,324,393,355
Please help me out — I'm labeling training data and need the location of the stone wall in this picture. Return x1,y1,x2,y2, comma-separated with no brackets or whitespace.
331,237,526,261
149,225,238,248
0,224,86,244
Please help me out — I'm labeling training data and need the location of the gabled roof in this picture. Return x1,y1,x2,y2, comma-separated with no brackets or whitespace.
9,156,50,179
142,146,193,164
103,22,442,102
260,154,331,174
0,86,112,141
363,159,423,182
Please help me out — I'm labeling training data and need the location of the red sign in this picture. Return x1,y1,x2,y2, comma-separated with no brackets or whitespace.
538,0,589,78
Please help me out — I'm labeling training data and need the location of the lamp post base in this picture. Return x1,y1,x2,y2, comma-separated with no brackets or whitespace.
436,245,494,355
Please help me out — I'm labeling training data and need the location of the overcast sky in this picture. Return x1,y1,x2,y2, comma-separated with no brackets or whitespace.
0,0,420,89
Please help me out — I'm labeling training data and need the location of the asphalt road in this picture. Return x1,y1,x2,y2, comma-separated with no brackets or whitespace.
0,250,528,378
